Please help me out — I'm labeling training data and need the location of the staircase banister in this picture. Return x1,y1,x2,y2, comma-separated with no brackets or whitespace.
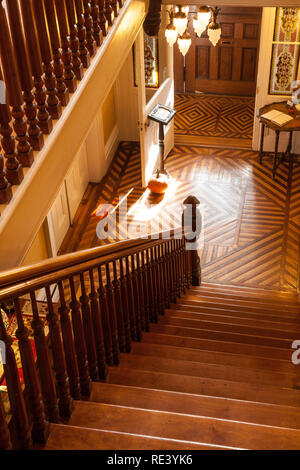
0,227,185,294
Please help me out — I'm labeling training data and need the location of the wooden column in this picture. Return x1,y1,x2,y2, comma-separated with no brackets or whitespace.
0,311,31,449
89,268,107,379
105,0,114,26
97,266,114,365
90,0,103,46
55,0,77,93
45,286,73,418
30,291,59,423
44,0,70,107
14,298,50,444
79,272,100,381
0,72,24,186
20,0,53,134
6,0,43,155
69,276,91,397
66,0,84,80
32,0,62,120
75,0,91,68
82,0,97,57
0,145,12,204
0,1,32,173
98,0,108,36
105,263,120,365
182,195,201,286
57,281,81,400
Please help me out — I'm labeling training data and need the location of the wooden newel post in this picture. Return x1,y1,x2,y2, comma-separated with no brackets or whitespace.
182,195,201,287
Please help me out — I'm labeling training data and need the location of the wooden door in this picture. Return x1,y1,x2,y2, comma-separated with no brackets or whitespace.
181,7,262,96
65,142,89,221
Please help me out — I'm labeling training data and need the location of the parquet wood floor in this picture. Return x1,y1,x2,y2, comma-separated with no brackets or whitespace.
174,94,255,149
60,142,300,293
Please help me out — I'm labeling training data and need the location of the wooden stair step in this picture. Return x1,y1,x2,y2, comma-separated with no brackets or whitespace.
198,283,299,299
171,304,300,325
107,367,300,407
141,332,292,361
161,313,298,340
91,382,300,430
190,287,300,305
42,423,219,450
66,400,300,450
130,342,294,374
151,323,292,350
118,353,295,388
177,294,300,318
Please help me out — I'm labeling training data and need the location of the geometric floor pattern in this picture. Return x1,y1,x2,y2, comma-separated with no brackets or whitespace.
60,142,300,293
175,94,255,143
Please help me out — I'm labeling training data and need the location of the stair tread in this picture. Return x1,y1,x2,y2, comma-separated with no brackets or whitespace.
118,353,295,388
43,423,220,450
142,331,293,360
130,342,294,373
91,382,300,430
190,288,300,305
66,400,300,450
151,323,292,351
107,367,300,407
198,283,299,298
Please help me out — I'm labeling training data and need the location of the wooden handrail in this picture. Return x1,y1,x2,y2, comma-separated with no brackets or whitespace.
0,227,183,290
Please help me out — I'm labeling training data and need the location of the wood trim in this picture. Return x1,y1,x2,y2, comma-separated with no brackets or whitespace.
162,1,300,5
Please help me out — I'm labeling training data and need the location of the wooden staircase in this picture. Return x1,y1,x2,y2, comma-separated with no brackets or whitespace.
43,283,300,450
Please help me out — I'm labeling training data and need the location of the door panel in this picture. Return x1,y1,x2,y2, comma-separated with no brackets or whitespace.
66,142,89,221
49,183,70,252
184,7,262,96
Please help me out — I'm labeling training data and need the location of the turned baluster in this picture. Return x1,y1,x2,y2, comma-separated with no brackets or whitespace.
125,256,138,340
45,286,73,417
182,195,201,286
141,250,150,331
118,0,123,8
0,83,23,187
156,244,165,315
44,0,70,107
98,0,108,36
0,391,11,449
175,239,181,298
136,252,146,331
170,240,177,303
69,276,91,397
105,263,120,364
146,248,155,323
90,0,103,46
7,0,42,156
149,248,159,323
164,242,171,309
111,0,119,18
161,242,170,309
151,246,161,316
105,0,114,26
57,281,81,400
0,2,31,176
82,0,97,56
158,244,166,313
20,0,53,134
97,266,113,365
75,0,91,68
0,146,12,204
119,258,131,352
32,0,62,120
14,298,49,444
30,291,59,423
89,268,107,378
112,260,126,353
55,0,77,93
0,311,31,449
130,255,142,341
66,0,84,80
79,272,99,381
179,238,186,294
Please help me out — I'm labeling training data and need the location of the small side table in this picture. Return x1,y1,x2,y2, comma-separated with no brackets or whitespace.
258,101,300,179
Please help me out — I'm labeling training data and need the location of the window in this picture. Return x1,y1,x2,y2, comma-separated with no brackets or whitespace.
269,8,300,96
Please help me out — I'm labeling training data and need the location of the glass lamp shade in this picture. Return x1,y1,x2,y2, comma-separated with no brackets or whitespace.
174,12,188,36
165,23,178,47
208,23,221,46
194,6,211,37
178,31,192,56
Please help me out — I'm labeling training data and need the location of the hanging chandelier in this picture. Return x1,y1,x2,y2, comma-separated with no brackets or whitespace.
165,5,222,56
